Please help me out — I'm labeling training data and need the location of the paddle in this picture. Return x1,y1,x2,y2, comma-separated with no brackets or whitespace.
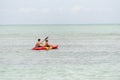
42,36,48,43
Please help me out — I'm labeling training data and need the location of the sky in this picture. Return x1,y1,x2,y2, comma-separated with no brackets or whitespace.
0,0,120,24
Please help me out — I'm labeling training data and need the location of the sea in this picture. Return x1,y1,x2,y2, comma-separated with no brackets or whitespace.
0,24,120,80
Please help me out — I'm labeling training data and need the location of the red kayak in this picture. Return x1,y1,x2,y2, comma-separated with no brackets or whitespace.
32,45,58,50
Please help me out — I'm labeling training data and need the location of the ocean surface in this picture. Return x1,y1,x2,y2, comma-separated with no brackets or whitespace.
0,24,120,80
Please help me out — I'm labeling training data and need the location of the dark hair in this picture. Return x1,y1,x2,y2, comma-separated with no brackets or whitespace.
38,38,41,41
46,39,48,42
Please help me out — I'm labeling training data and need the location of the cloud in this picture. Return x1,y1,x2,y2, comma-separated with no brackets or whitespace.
0,9,7,12
40,8,51,13
18,8,38,13
18,8,51,13
71,6,81,13
17,7,67,15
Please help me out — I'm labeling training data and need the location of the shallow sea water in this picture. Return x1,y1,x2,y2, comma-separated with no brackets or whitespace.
0,24,120,80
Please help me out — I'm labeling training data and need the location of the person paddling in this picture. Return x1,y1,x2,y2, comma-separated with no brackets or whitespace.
44,39,52,47
35,38,44,47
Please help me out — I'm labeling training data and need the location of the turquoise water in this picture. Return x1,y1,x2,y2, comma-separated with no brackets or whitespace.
0,24,120,80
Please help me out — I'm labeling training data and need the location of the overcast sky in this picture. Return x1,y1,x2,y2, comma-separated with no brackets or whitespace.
0,0,120,24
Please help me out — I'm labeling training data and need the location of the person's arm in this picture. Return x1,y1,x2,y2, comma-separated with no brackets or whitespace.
40,42,44,46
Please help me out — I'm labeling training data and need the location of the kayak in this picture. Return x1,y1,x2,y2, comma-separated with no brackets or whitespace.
32,45,58,50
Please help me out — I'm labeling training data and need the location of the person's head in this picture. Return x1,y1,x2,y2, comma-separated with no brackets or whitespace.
45,39,48,42
38,38,41,41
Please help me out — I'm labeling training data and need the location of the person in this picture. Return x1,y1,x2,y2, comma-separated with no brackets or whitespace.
35,38,44,47
44,39,51,47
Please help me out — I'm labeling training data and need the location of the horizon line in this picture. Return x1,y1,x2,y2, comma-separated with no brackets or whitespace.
0,24,120,26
